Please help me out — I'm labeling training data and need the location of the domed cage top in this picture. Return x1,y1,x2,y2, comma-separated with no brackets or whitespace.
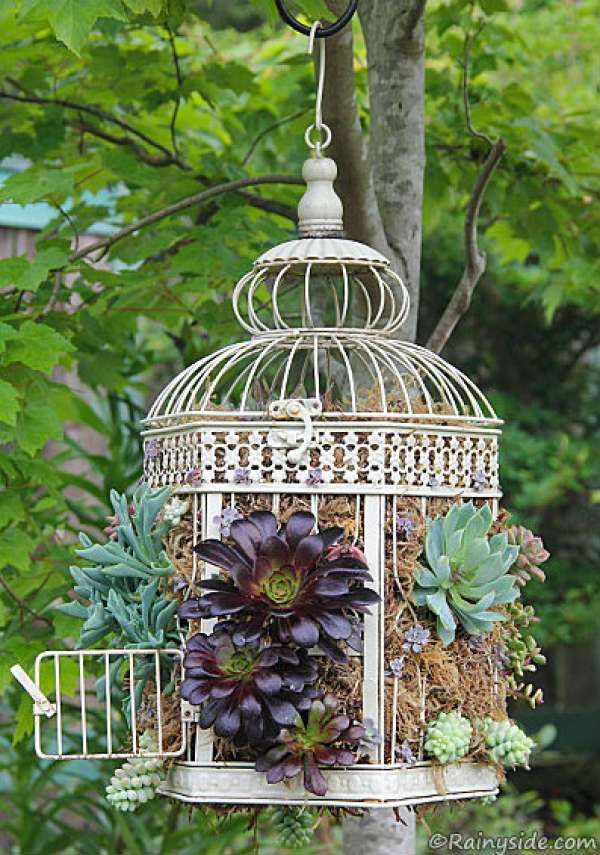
144,235,498,428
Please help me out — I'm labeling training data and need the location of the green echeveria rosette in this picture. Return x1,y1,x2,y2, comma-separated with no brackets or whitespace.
413,502,520,646
424,711,472,764
483,718,535,769
105,734,164,812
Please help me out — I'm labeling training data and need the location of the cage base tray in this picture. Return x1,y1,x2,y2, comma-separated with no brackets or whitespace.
158,761,499,808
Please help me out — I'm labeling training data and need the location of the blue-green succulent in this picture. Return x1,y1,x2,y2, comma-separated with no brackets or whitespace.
57,484,178,649
413,502,520,645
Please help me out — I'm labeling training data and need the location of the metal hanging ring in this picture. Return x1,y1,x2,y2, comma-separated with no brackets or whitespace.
275,0,358,38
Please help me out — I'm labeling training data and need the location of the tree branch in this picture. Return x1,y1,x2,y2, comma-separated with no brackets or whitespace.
242,109,308,167
70,120,178,168
165,26,184,159
426,21,506,354
68,174,303,262
237,191,297,223
426,138,506,353
0,574,53,627
0,84,189,170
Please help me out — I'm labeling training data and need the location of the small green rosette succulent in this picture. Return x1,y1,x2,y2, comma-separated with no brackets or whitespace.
424,711,472,764
413,502,520,645
483,718,535,768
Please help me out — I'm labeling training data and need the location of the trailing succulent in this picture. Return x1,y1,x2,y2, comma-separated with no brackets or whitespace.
255,695,366,796
180,510,379,663
180,630,318,744
271,807,315,849
58,485,178,649
413,502,520,645
424,711,472,764
483,718,534,769
105,733,164,812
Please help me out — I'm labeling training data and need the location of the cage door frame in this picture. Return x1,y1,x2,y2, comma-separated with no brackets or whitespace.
34,648,185,761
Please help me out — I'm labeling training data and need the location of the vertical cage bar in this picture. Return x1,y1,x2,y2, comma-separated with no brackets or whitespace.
378,494,386,763
155,651,163,754
79,652,87,756
105,651,112,756
54,654,63,757
129,652,137,754
391,677,398,764
362,494,383,762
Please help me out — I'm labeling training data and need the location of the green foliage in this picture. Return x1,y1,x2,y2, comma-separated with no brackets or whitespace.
424,711,472,764
413,502,519,645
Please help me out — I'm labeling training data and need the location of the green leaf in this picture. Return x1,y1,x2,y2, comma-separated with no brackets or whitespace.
5,321,74,373
0,379,20,426
0,249,69,293
123,0,163,13
20,0,128,54
0,169,74,205
17,397,64,455
0,527,35,572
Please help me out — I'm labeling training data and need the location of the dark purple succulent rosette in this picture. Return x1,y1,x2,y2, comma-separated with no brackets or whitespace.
180,630,318,745
178,510,379,663
255,695,367,796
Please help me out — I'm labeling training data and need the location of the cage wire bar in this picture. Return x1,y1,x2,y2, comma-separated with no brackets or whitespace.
33,649,185,760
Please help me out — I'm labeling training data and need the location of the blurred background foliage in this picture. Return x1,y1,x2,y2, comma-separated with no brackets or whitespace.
0,0,598,851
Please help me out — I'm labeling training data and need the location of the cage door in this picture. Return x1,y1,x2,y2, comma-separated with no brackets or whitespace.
12,648,185,760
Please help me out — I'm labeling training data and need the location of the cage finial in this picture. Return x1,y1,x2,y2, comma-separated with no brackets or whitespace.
297,156,344,237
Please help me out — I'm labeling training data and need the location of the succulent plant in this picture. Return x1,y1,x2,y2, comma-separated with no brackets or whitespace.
501,601,546,708
179,510,379,663
105,733,164,812
396,739,417,766
402,623,431,653
271,807,315,848
181,630,318,744
424,711,472,764
57,485,178,649
507,525,550,585
213,506,243,538
483,718,534,768
163,496,189,527
255,694,365,796
396,512,416,540
413,502,520,645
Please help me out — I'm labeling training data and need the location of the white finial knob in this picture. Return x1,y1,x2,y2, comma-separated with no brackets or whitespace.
297,157,344,237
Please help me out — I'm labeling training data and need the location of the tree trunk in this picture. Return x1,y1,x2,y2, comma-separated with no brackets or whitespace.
343,806,416,854
359,0,426,341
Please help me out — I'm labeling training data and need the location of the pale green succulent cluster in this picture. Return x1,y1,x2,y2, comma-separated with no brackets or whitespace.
483,718,534,768
57,485,177,649
413,502,520,645
105,733,164,812
424,711,472,764
271,807,315,848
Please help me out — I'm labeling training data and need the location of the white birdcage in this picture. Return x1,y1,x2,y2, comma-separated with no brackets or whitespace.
138,156,501,808
11,30,506,811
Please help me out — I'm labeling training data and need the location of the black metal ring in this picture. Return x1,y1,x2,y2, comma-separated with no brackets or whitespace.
275,0,358,38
